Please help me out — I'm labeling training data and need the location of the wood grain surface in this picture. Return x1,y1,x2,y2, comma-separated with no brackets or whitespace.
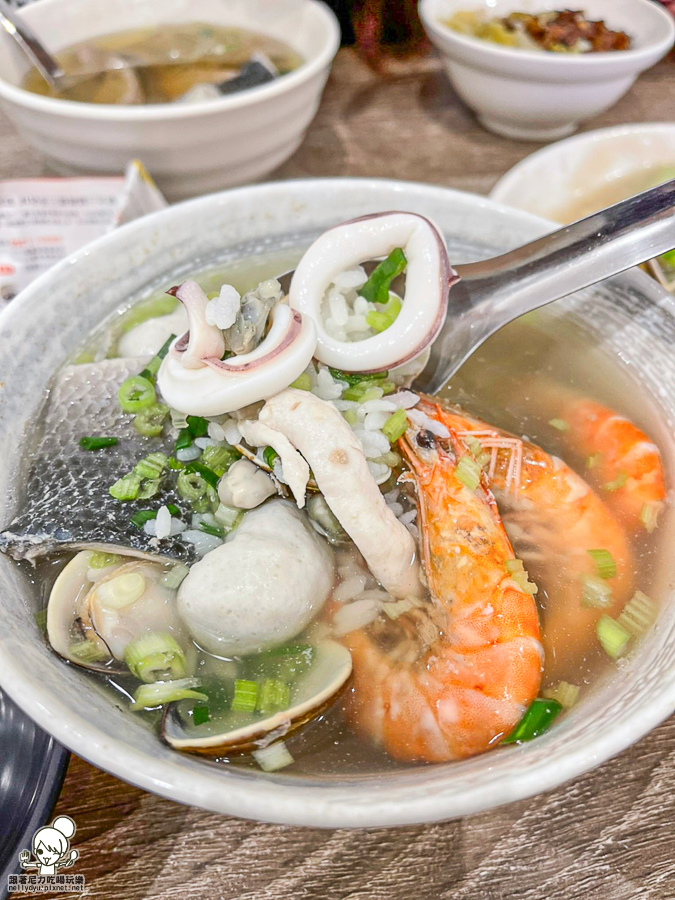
4,47,675,900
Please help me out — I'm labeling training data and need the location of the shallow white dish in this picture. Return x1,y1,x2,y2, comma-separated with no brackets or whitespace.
490,122,675,223
419,0,675,141
1,178,674,828
0,0,340,200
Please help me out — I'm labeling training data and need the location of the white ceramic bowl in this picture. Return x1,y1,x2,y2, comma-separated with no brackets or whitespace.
1,178,675,828
419,0,675,141
0,0,339,200
491,122,675,223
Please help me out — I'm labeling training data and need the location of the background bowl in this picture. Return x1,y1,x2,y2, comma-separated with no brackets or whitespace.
0,0,340,200
490,122,675,223
419,0,675,141
1,178,674,827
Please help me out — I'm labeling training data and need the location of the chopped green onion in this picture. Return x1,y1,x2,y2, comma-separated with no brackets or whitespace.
34,608,48,631
581,574,613,609
343,382,381,402
125,632,187,683
290,373,312,391
69,639,109,664
137,478,161,500
257,678,291,715
193,485,219,514
109,472,142,501
134,452,168,480
501,698,562,744
597,614,631,659
586,452,603,470
640,501,660,534
186,415,209,438
175,428,193,451
214,504,243,531
79,435,118,451
130,678,207,711
168,457,185,470
131,504,180,529
199,521,225,538
587,548,617,580
186,460,220,488
231,679,258,712
542,681,580,710
202,444,239,475
192,704,210,726
328,368,388,387
505,558,537,596
342,408,358,427
177,470,207,502
133,403,169,438
160,563,189,590
89,551,120,569
548,418,569,431
252,741,294,772
139,334,175,382
455,455,482,491
263,446,279,468
465,436,491,469
372,450,401,468
358,248,407,306
366,293,402,333
118,375,156,413
617,590,658,636
602,470,628,492
382,409,408,443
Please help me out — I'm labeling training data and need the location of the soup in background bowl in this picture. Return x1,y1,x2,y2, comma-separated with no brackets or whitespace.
0,179,673,826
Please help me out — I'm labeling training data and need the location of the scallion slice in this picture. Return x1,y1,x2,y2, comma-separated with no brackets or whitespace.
328,368,388,387
597,614,631,659
202,444,239,475
139,334,175,383
639,501,660,534
257,678,291,715
602,470,628,492
69,639,109,664
160,563,189,590
175,428,194,451
382,409,408,443
89,551,120,569
586,452,603,470
501,698,562,744
252,741,294,772
214,504,243,531
192,704,210,726
125,632,187,683
130,504,180,530
587,548,617,580
134,452,168,480
455,455,481,491
358,248,407,306
34,608,48,632
505,558,537,595
199,521,225,538
548,418,569,431
186,460,220,489
542,681,580,710
263,446,279,468
79,435,118,451
137,478,161,500
581,574,613,609
133,403,169,438
130,678,207,711
118,375,156,413
109,473,142,501
343,380,395,402
290,373,312,391
366,293,402,333
617,590,658,636
186,415,209,438
231,679,258,712
177,470,207,502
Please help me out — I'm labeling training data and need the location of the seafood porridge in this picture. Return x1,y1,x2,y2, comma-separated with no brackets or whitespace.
0,213,666,774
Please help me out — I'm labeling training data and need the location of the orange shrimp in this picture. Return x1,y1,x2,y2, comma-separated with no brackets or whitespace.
429,399,635,681
344,403,542,763
557,397,666,531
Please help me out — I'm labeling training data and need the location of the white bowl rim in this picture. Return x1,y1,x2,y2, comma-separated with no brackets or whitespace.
2,176,675,828
0,0,340,121
419,0,675,68
490,121,675,207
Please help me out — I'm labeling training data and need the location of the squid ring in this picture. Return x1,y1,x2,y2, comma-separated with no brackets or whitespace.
288,211,457,373
157,282,317,416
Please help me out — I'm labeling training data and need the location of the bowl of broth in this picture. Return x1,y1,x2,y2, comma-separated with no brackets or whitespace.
0,0,339,200
0,177,673,827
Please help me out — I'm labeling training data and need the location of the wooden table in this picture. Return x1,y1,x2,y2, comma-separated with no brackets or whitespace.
4,48,675,900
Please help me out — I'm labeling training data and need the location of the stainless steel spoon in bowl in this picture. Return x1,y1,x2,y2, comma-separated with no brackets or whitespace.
415,179,675,394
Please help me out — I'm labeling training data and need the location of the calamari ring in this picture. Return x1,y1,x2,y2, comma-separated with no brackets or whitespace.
288,211,457,373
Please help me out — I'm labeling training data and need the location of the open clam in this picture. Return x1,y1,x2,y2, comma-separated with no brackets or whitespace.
162,640,352,756
46,550,192,677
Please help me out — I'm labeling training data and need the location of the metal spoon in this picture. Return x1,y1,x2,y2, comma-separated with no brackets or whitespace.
416,179,675,393
0,0,63,87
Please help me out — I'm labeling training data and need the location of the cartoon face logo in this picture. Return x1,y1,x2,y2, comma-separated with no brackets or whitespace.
19,816,79,876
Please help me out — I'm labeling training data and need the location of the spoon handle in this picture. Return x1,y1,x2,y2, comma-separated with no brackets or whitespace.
0,0,63,87
454,179,675,327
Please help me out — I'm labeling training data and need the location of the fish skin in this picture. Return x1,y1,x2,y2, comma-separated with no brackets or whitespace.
0,358,195,563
